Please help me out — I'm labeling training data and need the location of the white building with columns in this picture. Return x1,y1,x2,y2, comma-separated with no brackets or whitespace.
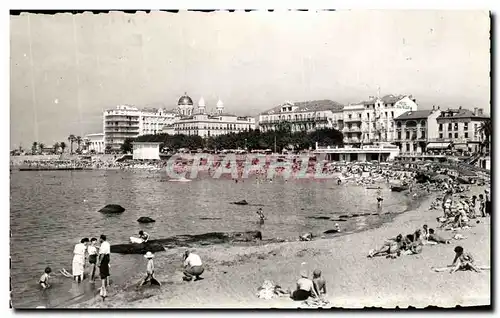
164,93,256,138
84,133,105,153
258,100,344,133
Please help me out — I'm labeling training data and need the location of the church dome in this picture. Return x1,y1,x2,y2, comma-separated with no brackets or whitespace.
178,93,194,106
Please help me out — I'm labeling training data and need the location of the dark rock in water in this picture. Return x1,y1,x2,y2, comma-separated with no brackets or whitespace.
330,219,348,222
351,214,360,217
306,216,331,220
199,217,222,220
137,217,156,223
111,242,165,254
110,231,263,254
99,204,125,214
323,229,340,234
231,200,249,205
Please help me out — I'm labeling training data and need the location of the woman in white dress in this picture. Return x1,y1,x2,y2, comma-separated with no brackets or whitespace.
72,238,89,283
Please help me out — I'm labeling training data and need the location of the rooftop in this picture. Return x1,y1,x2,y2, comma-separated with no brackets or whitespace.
261,99,344,115
359,94,409,105
395,110,433,120
438,108,489,120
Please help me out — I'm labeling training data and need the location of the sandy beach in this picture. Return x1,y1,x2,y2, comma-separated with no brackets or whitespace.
71,184,490,309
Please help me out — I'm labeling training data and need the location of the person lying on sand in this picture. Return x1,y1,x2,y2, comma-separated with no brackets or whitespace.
404,229,423,255
450,246,480,273
183,250,205,282
291,271,319,301
299,232,313,242
367,234,405,258
312,269,326,297
427,228,450,244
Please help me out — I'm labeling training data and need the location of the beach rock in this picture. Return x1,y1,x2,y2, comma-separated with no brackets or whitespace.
323,229,341,234
110,230,263,254
306,216,331,220
111,242,165,254
137,217,156,223
99,204,125,214
231,200,249,205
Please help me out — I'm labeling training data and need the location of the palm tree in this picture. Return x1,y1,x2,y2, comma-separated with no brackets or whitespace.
60,141,67,153
76,136,82,153
53,142,60,154
68,134,76,154
476,120,492,155
31,142,38,155
38,143,45,154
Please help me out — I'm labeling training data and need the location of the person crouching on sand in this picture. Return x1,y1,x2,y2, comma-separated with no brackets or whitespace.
87,237,99,283
450,246,480,273
183,250,204,281
291,271,318,301
39,267,52,289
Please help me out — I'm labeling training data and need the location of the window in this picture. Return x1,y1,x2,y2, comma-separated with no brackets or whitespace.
448,123,452,130
397,132,402,140
464,123,468,131
367,113,370,120
454,123,458,131
454,133,458,138
465,132,469,138
439,124,443,131
448,133,452,139
406,132,410,139
348,114,352,119
406,144,410,151
421,131,426,139
391,111,394,118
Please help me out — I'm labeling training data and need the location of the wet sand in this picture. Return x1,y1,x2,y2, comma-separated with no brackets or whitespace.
71,184,490,308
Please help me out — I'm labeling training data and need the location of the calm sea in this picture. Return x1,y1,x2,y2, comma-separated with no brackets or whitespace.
10,169,410,308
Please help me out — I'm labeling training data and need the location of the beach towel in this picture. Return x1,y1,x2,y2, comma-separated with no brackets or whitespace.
302,298,330,308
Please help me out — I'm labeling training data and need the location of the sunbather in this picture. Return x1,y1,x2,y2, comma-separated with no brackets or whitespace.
450,246,480,273
427,228,450,244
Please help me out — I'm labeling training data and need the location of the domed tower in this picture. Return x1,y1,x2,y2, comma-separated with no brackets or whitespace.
197,97,206,114
177,92,194,116
216,99,224,115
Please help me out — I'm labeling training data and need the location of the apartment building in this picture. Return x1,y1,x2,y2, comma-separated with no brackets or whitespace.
435,107,490,153
393,107,442,154
343,94,418,145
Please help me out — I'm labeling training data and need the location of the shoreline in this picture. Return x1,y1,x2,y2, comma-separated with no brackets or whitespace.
68,186,490,309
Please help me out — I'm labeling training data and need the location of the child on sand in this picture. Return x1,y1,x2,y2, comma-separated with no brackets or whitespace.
88,238,99,283
450,246,480,273
312,269,326,297
140,251,160,286
39,267,52,289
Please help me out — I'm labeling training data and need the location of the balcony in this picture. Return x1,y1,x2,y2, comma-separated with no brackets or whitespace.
104,119,140,123
259,117,328,124
105,124,140,128
343,137,361,144
343,126,362,133
344,117,362,123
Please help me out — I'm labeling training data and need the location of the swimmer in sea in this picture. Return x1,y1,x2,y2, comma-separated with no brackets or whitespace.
39,267,52,289
256,208,266,223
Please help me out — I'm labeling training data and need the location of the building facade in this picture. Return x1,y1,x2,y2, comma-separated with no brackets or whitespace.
166,95,256,137
314,142,400,162
84,133,105,154
132,142,161,160
258,100,344,133
393,107,442,154
435,107,490,153
343,94,418,146
103,105,178,151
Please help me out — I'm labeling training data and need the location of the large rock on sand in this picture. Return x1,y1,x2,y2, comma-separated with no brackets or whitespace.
99,204,125,214
110,230,263,254
137,216,156,223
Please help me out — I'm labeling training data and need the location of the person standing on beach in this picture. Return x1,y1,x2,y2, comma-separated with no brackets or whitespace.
72,238,89,283
87,238,99,283
97,234,111,300
484,189,491,216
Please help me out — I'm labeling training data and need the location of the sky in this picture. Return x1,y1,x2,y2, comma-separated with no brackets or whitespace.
10,10,490,149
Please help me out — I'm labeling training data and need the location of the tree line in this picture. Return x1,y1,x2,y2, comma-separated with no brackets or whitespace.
121,127,344,154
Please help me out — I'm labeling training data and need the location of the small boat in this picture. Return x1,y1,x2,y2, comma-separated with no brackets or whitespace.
390,185,408,192
169,177,192,182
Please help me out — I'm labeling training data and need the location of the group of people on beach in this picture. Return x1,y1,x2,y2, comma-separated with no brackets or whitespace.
366,175,490,274
39,235,111,299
